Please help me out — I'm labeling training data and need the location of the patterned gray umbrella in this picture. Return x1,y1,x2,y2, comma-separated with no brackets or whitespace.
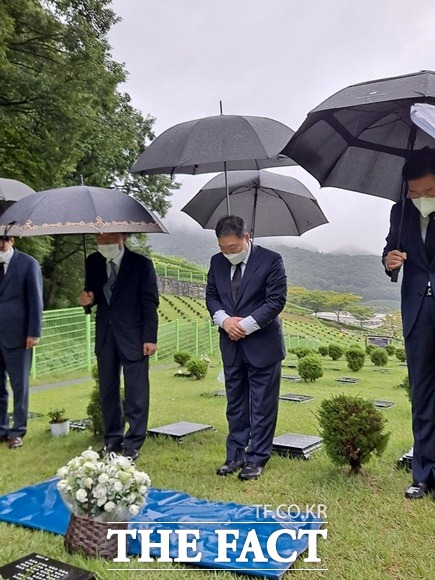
181,170,328,240
0,178,35,214
0,185,167,236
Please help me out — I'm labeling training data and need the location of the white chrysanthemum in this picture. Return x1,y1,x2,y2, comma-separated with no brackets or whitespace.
81,449,100,461
129,504,140,516
113,481,124,493
83,477,93,489
98,473,109,484
104,501,116,513
75,489,88,503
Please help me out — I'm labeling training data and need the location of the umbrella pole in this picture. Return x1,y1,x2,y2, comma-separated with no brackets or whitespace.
250,189,258,241
224,161,231,214
83,233,91,315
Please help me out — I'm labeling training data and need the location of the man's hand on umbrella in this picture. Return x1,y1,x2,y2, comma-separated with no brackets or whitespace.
78,291,94,306
26,337,39,349
385,250,407,271
223,317,246,341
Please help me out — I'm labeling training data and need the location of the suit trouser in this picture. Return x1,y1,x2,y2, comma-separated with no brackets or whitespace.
405,295,435,484
0,344,32,438
223,344,281,466
97,326,150,451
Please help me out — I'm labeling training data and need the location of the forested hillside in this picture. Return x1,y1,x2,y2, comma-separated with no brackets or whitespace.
150,227,401,311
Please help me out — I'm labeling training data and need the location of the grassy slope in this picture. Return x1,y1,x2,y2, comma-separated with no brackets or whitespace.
0,350,430,580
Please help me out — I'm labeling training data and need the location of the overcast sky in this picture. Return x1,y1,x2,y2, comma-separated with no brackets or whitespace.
108,0,435,254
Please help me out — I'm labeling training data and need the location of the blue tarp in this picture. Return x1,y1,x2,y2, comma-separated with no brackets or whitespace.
0,479,323,578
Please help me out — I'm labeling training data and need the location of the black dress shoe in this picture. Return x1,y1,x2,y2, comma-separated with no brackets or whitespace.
404,481,431,499
238,461,263,480
122,448,140,461
0,434,9,443
98,443,123,457
216,459,246,476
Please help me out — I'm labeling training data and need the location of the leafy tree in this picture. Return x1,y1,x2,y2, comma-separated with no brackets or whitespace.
348,304,375,328
325,291,362,324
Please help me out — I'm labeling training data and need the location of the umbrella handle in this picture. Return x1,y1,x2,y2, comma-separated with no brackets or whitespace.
84,304,92,315
390,268,400,283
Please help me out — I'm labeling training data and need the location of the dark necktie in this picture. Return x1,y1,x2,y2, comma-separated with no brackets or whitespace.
103,260,117,304
425,212,435,261
231,263,242,303
0,263,4,283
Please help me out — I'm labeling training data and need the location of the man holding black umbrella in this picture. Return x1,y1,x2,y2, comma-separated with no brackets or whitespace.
79,233,159,461
384,147,435,500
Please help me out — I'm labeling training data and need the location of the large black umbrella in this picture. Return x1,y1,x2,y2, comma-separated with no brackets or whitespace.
131,112,296,213
281,69,435,281
0,178,35,214
0,185,167,235
281,70,435,202
181,170,328,240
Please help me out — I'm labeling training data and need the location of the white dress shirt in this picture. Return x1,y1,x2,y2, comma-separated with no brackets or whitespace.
105,247,125,276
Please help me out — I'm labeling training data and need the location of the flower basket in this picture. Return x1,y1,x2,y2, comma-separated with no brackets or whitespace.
64,513,126,559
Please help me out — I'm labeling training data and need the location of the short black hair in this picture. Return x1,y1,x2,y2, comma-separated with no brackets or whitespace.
402,147,435,181
215,215,247,239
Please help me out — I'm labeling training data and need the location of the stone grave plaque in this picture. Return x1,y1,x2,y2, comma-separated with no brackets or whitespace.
0,553,94,579
397,447,413,470
272,433,322,459
282,363,297,369
373,400,396,409
7,411,42,420
148,421,214,440
70,418,93,431
335,377,360,384
373,368,391,373
279,393,314,403
211,390,226,397
281,375,301,381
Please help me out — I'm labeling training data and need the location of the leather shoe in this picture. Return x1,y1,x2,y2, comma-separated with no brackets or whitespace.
404,481,432,499
216,459,245,476
238,461,263,480
8,437,23,449
98,443,123,457
0,434,8,443
122,448,140,461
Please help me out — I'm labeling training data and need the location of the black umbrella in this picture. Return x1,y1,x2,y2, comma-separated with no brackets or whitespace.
131,110,296,213
181,170,328,240
0,178,35,214
281,70,435,202
281,69,435,280
0,185,167,235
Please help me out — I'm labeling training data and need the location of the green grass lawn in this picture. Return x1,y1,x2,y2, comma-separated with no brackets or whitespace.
0,355,431,580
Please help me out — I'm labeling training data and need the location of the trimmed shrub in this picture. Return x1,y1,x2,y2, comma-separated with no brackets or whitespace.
318,345,329,357
174,351,192,367
345,347,366,372
318,394,390,474
365,343,377,356
385,344,396,356
186,358,208,380
328,343,344,361
397,375,411,402
87,365,104,437
370,348,388,367
298,355,323,382
395,348,406,362
292,346,315,359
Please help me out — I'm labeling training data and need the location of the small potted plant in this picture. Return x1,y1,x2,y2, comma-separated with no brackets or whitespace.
48,407,70,437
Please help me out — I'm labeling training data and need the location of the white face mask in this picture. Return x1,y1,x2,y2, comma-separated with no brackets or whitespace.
412,197,435,218
0,247,13,263
223,248,247,266
97,244,120,260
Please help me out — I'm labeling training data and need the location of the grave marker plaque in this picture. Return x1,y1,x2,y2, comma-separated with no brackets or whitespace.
0,553,94,579
279,393,314,403
272,433,322,459
148,421,214,441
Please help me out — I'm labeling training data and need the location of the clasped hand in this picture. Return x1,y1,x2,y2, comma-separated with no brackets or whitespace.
385,249,407,271
223,317,246,341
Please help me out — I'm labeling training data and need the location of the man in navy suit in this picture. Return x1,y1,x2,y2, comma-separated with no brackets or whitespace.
79,233,159,461
0,235,43,449
384,147,435,500
206,216,287,480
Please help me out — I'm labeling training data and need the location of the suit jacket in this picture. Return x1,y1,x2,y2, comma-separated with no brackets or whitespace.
0,249,43,348
383,198,435,338
86,247,159,361
206,244,287,368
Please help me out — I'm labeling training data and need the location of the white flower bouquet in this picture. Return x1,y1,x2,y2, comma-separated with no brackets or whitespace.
56,450,151,523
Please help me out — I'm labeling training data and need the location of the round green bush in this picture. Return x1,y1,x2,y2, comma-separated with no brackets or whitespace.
365,343,378,355
318,345,329,357
318,394,390,474
370,348,388,367
186,358,208,379
297,355,323,382
174,351,192,367
328,343,344,361
385,344,396,356
395,348,406,362
345,347,366,372
292,346,314,359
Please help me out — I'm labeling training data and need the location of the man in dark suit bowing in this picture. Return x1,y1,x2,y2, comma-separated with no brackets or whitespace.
206,216,287,480
79,233,159,461
383,147,435,500
0,235,43,449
